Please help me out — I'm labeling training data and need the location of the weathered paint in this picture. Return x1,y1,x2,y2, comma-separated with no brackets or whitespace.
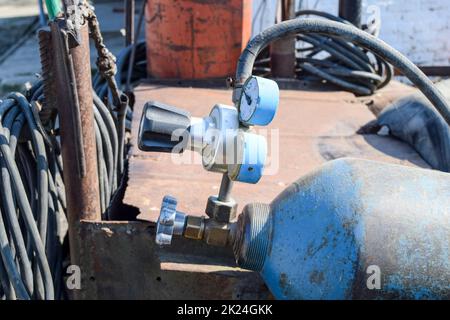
255,158,450,299
146,0,252,79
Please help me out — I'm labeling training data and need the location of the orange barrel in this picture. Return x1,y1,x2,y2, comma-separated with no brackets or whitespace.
145,0,252,79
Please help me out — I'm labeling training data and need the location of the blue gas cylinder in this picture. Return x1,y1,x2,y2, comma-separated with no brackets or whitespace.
233,158,450,299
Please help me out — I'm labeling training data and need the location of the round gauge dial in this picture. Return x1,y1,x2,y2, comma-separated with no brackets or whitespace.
239,77,259,122
238,76,279,126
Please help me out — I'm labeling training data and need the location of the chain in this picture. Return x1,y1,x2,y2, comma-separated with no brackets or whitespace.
84,6,122,108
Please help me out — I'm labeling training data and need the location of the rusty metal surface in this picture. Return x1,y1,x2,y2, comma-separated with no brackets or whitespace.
52,22,100,288
145,0,252,79
125,81,429,222
270,0,296,78
69,24,101,222
125,0,135,46
77,220,269,299
38,28,58,125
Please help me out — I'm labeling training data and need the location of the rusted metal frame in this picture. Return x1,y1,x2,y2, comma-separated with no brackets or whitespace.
70,24,101,218
38,29,59,128
76,220,270,299
50,23,86,179
50,16,101,293
270,0,296,78
125,0,135,46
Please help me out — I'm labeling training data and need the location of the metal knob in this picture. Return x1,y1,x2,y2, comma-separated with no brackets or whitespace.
155,195,187,245
138,101,191,153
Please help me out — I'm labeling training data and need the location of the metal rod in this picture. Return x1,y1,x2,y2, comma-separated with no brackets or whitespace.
38,0,47,26
125,0,135,46
270,0,296,78
339,0,362,28
218,174,234,202
50,21,101,300
126,0,147,91
69,24,101,221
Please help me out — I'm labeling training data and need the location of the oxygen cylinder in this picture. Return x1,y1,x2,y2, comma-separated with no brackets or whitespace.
233,158,450,299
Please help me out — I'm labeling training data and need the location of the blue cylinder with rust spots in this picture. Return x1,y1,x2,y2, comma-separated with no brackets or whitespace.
234,158,450,299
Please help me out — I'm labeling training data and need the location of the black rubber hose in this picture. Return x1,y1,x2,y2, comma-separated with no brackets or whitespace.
94,93,119,190
94,107,114,196
9,94,49,241
0,37,147,300
0,208,30,299
94,122,107,212
0,104,34,295
235,18,450,126
0,256,14,299
0,100,54,300
300,63,372,95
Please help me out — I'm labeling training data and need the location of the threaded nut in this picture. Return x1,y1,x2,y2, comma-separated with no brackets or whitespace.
205,196,237,222
204,222,232,247
184,216,205,240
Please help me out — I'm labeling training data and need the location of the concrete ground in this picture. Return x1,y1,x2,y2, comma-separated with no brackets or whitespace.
0,0,145,95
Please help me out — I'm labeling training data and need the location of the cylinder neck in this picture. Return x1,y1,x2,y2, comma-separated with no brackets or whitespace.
234,203,272,272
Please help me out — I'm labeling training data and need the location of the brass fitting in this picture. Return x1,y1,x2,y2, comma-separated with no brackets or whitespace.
204,220,236,247
184,216,205,240
205,196,237,222
181,215,236,247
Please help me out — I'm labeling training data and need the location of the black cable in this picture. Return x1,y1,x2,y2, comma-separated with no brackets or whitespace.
0,37,147,300
0,96,54,300
252,11,392,96
236,18,450,127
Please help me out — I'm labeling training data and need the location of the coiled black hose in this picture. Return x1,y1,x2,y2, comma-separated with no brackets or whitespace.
0,41,147,300
0,94,57,300
253,11,392,96
236,18,450,127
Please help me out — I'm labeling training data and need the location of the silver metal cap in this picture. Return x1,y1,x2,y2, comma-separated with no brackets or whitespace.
156,195,187,245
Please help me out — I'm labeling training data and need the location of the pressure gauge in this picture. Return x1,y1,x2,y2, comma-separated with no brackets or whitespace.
239,76,279,126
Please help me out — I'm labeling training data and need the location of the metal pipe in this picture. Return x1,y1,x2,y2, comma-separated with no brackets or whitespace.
51,19,101,289
270,0,296,77
126,0,147,91
218,174,233,202
69,24,101,222
38,0,47,26
339,0,362,28
125,0,135,46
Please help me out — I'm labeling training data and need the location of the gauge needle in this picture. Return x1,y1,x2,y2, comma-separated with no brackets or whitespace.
244,90,252,105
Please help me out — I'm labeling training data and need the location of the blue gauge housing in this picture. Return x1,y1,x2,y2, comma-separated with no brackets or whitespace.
239,76,279,126
232,132,267,184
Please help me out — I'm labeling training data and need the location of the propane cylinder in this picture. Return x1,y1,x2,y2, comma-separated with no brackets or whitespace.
233,158,450,299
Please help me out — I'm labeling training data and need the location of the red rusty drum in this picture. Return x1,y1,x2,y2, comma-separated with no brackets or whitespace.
145,0,252,79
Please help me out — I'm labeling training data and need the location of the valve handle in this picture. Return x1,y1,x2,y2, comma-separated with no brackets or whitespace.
138,101,191,153
155,195,187,245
